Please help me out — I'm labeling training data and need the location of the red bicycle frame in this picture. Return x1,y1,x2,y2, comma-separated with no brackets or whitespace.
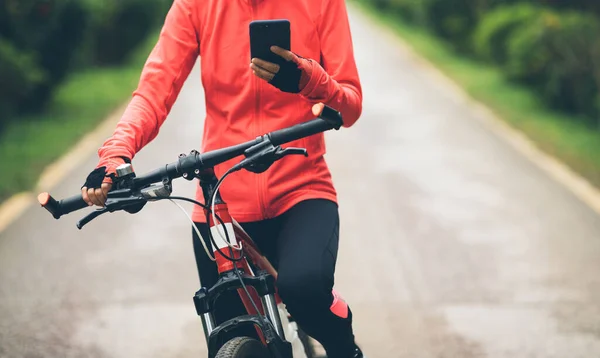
198,167,349,354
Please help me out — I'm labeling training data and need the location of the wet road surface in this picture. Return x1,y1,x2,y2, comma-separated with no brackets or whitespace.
2,4,600,358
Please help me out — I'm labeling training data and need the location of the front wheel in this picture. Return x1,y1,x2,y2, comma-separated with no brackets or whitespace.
215,336,271,358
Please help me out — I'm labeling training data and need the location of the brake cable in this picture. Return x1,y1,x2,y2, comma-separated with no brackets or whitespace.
167,198,216,262
151,195,243,262
205,161,275,327
156,195,267,326
210,167,244,252
168,193,268,327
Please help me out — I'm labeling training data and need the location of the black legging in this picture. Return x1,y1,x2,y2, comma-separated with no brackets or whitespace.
192,199,357,357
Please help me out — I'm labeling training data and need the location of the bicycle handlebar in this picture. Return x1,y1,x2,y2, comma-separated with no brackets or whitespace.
38,106,343,221
269,105,343,145
38,192,88,219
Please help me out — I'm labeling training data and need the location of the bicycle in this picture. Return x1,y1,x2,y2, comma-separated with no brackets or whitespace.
38,105,345,358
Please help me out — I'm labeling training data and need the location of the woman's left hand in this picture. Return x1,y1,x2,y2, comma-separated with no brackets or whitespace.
250,46,312,93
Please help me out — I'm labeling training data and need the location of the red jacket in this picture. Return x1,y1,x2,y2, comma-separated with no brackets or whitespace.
97,0,362,223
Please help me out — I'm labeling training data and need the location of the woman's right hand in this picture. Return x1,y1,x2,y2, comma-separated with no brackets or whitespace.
81,157,126,207
82,182,112,207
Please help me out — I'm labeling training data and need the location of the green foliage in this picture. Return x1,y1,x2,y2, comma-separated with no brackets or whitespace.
0,38,45,130
365,0,600,126
370,0,478,47
387,0,428,24
80,0,171,65
0,0,89,111
0,0,171,129
506,10,600,120
420,0,478,49
473,3,540,64
0,31,160,201
538,0,600,15
355,0,600,190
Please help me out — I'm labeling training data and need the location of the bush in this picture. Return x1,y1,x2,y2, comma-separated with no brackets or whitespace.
506,9,600,121
0,38,45,131
366,0,600,124
386,0,428,24
0,0,89,110
538,0,600,15
473,3,540,64
419,0,479,50
370,0,390,10
0,0,171,123
543,12,600,119
81,0,171,65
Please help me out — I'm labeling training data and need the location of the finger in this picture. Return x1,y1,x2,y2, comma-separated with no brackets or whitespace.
312,103,326,117
87,188,100,207
251,58,280,74
101,183,111,203
95,188,106,207
102,182,112,196
253,69,273,82
251,64,275,81
270,46,297,63
82,187,92,206
90,188,102,207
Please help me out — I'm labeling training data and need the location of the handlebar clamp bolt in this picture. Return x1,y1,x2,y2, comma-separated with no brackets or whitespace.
194,169,200,175
183,173,188,179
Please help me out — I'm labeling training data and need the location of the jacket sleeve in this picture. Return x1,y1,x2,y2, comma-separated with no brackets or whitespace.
299,0,363,128
98,0,200,161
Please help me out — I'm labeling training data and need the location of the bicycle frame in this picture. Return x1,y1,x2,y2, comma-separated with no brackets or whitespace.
192,168,293,358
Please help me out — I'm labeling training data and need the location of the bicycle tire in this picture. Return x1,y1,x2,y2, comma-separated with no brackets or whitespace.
215,336,270,358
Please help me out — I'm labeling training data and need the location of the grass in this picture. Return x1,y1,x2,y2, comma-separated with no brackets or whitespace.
352,0,600,189
0,32,159,202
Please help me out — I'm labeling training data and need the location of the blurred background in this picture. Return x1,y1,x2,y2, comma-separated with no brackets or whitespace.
375,0,600,117
0,0,172,202
2,0,600,357
362,0,600,188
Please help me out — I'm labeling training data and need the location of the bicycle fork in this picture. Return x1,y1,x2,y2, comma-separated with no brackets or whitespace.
195,278,285,342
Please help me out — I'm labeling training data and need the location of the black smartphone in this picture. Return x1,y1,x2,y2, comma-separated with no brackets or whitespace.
249,19,291,66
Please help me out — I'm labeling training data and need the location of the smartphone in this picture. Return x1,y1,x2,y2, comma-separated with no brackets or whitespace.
249,19,291,66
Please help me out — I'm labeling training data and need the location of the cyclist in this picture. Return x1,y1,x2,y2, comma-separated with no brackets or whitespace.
81,0,364,357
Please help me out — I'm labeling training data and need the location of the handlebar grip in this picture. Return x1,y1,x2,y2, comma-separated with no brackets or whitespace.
269,105,343,146
319,105,344,130
38,192,88,219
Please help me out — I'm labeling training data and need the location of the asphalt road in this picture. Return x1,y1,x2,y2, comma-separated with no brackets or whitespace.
2,4,600,358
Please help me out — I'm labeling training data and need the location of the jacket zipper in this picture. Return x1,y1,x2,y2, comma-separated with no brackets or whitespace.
251,0,268,219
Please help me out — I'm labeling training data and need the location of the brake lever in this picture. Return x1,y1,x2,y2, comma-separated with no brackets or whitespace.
275,147,308,158
76,195,147,230
77,207,108,230
240,141,310,174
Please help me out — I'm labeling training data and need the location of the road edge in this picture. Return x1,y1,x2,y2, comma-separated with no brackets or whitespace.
0,103,126,235
349,2,600,217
